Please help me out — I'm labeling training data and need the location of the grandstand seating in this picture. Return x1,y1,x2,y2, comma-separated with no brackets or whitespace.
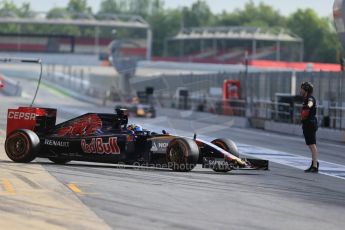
191,48,218,60
248,46,276,60
158,46,279,64
216,48,245,62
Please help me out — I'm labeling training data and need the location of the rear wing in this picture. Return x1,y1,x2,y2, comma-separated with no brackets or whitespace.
7,107,57,136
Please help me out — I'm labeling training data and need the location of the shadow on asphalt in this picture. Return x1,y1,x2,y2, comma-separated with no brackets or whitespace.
0,160,265,176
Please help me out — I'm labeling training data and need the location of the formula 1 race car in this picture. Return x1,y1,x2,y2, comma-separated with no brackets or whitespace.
114,103,156,118
4,107,268,172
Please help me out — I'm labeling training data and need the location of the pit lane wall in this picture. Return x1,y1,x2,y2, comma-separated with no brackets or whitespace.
158,108,250,128
158,110,345,142
0,75,22,96
264,121,345,143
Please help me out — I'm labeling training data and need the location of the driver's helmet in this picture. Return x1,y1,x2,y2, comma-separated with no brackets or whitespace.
127,124,143,132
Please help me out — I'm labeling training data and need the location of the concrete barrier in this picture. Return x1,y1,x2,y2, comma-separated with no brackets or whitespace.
157,108,250,129
41,79,101,105
264,120,345,143
0,75,22,96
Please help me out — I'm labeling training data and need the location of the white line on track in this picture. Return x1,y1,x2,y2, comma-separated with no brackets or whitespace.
237,143,345,180
143,123,345,181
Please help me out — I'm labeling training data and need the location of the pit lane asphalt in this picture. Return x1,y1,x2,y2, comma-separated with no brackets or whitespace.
1,77,345,230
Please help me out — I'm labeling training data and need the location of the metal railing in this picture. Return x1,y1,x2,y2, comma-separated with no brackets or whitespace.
42,64,345,130
329,106,345,130
153,96,345,130
252,101,325,126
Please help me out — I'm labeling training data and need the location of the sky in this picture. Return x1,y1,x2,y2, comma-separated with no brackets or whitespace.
7,0,333,17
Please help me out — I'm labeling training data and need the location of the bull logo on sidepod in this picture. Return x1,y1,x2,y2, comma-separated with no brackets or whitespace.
81,137,120,154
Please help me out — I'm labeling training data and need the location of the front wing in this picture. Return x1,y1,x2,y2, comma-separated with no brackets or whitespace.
202,157,269,171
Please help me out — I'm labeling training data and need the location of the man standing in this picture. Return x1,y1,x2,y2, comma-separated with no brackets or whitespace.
300,82,319,173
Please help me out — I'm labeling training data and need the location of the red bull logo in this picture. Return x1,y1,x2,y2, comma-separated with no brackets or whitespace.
81,137,120,154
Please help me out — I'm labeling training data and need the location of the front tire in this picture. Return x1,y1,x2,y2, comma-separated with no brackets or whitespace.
211,138,240,157
211,138,239,173
166,138,199,172
5,129,39,163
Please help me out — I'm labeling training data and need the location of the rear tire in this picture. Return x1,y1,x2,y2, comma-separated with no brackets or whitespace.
166,138,199,172
5,129,39,163
211,138,239,173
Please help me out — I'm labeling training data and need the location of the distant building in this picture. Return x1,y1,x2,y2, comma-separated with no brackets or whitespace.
0,12,152,60
161,26,303,64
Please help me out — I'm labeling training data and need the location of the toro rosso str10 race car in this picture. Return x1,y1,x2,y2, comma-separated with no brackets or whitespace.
5,107,268,172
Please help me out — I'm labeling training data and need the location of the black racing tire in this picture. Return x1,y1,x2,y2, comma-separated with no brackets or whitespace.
166,138,199,172
211,138,239,173
147,111,156,118
5,129,39,163
211,138,240,158
48,158,71,164
151,111,156,118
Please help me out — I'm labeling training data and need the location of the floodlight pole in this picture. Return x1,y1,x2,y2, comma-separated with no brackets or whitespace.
95,26,100,56
146,28,152,60
244,51,252,117
252,39,256,58
276,40,281,61
163,38,168,57
300,40,304,62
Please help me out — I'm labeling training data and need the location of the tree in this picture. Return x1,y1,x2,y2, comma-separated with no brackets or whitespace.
98,0,126,14
0,1,36,33
0,0,35,18
128,0,151,17
215,1,285,28
18,2,35,17
287,9,342,63
0,0,19,17
148,9,183,56
67,0,92,14
46,7,69,19
151,0,164,14
45,7,80,36
181,0,213,28
0,0,341,62
98,0,164,16
0,1,17,33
